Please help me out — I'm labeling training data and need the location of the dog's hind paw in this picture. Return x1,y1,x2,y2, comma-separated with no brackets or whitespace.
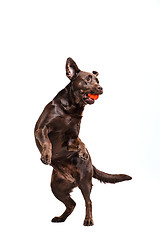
83,218,94,226
51,217,65,223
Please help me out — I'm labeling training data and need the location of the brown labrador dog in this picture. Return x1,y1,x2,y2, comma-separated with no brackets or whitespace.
34,58,132,226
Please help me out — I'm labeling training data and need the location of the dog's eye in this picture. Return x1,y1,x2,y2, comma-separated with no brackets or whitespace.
86,75,92,82
96,78,99,84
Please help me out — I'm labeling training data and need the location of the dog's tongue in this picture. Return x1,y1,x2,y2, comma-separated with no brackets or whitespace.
88,94,99,100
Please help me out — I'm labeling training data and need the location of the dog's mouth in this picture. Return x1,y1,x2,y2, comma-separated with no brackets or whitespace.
83,93,100,104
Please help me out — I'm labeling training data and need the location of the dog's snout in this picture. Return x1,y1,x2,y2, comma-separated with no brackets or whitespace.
96,85,103,93
97,86,103,91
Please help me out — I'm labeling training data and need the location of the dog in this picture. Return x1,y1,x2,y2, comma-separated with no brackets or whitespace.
34,58,132,226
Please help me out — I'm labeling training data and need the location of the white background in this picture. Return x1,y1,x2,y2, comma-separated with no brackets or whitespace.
0,0,160,239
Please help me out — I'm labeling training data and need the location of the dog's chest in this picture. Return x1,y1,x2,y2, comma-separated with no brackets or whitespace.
54,114,81,136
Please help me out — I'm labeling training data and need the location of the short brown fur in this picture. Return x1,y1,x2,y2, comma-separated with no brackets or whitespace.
34,58,132,226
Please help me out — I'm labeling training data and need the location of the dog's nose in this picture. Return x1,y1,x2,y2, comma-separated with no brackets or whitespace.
96,85,103,93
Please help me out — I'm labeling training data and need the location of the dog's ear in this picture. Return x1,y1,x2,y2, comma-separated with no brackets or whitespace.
92,71,99,76
66,58,80,80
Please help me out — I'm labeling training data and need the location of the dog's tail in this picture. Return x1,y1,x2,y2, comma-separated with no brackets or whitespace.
92,165,132,184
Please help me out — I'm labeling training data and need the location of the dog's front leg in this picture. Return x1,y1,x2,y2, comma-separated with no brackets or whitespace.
67,138,79,152
35,126,52,165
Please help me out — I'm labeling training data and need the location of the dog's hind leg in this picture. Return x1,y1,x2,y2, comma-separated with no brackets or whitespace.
79,180,94,226
51,193,76,223
50,169,76,223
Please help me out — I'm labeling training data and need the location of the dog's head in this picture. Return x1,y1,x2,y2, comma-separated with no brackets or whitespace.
66,58,103,105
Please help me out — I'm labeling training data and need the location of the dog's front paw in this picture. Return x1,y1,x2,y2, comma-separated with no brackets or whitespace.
78,147,89,160
41,149,52,165
41,155,51,165
79,150,89,160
